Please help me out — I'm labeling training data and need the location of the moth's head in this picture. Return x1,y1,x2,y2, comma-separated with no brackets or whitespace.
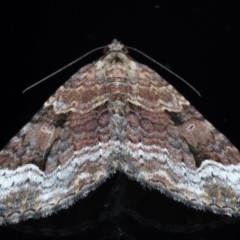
103,39,128,54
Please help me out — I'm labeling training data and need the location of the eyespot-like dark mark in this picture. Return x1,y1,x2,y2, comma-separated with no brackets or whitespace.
187,124,195,131
53,112,71,128
188,144,212,167
165,110,184,126
29,155,47,171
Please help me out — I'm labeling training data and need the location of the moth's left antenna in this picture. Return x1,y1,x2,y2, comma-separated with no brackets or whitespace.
22,46,104,93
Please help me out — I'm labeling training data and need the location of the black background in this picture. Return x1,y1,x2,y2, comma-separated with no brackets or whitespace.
1,0,240,239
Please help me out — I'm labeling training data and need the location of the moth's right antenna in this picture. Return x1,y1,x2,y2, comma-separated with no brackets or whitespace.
127,46,201,97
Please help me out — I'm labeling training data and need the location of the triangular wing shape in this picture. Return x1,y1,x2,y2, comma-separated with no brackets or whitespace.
1,40,240,225
0,61,118,224
116,44,240,217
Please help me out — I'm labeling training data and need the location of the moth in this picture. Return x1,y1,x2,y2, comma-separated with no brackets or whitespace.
0,40,240,225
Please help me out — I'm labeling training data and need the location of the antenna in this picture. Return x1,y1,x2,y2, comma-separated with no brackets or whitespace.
22,46,104,93
127,46,201,97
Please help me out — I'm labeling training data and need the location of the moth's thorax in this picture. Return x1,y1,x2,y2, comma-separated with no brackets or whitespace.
96,52,137,99
96,53,130,135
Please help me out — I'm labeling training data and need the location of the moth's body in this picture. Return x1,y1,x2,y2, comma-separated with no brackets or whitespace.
0,40,240,225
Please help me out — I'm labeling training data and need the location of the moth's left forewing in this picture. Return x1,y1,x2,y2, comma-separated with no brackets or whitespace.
0,62,115,225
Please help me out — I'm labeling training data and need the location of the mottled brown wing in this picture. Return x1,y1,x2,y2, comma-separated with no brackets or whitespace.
120,63,240,217
0,63,115,225
1,39,240,225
